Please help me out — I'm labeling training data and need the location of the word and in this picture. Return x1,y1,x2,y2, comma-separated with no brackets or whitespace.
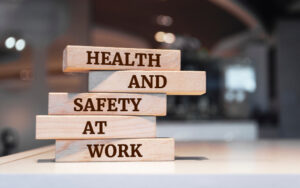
73,97,142,112
128,75,167,88
87,144,143,158
82,121,107,135
86,51,161,67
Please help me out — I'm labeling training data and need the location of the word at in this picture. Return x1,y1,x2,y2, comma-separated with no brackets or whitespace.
82,121,107,135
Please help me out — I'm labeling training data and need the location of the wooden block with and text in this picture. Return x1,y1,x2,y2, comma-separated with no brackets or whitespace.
48,92,166,116
55,138,174,162
63,45,180,72
36,115,156,139
89,71,206,95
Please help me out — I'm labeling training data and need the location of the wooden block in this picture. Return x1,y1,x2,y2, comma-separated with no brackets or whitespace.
89,71,206,95
55,138,175,162
36,115,156,139
63,45,180,72
48,92,166,116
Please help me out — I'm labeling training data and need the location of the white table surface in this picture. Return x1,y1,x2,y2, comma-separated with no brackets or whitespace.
0,140,300,188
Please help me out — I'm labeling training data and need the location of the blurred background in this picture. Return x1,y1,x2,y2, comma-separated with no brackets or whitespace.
1,0,300,156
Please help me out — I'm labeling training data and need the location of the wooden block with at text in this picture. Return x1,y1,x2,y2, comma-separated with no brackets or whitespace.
48,92,166,116
89,71,206,95
56,138,174,162
36,115,156,139
63,45,180,72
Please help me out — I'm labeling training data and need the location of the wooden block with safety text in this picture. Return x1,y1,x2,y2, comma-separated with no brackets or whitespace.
48,92,166,116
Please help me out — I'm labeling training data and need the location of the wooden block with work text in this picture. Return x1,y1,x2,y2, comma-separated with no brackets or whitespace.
63,45,180,72
89,71,206,95
36,115,156,139
48,92,166,116
56,138,174,162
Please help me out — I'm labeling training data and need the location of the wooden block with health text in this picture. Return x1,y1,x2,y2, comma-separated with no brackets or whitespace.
48,92,166,116
89,71,206,95
36,115,156,139
63,45,180,72
56,138,174,162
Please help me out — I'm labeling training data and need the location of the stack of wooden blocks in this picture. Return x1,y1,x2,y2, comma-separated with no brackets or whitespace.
36,45,206,162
